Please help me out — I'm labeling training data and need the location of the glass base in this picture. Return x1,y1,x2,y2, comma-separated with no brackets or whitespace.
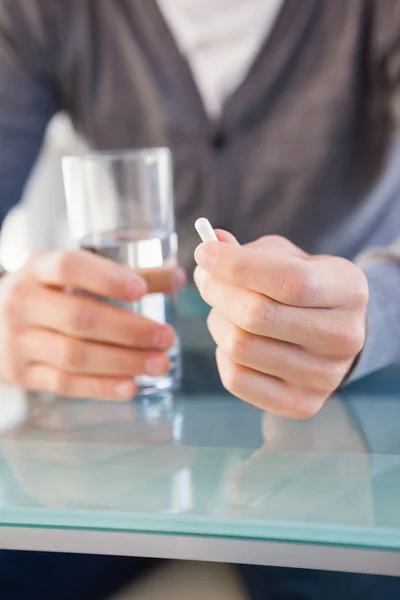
135,373,181,398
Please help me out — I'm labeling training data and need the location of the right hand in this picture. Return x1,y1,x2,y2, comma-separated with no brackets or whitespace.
0,250,185,400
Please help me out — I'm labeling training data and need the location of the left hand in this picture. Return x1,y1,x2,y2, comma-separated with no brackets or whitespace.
194,233,368,418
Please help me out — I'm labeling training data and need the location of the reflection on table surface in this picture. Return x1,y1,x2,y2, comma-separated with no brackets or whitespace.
1,299,400,551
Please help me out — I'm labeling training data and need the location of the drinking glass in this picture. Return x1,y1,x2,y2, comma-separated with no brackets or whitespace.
62,147,181,396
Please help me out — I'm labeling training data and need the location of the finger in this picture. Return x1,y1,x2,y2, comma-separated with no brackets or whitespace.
22,363,137,400
195,269,364,358
216,348,325,418
214,229,240,245
29,250,148,301
22,286,176,349
245,234,307,257
195,241,365,309
207,310,345,393
141,266,186,294
20,328,171,377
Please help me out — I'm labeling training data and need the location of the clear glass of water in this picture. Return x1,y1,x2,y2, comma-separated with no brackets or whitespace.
62,147,181,396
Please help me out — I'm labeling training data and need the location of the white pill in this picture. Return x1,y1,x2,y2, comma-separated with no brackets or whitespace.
195,218,218,243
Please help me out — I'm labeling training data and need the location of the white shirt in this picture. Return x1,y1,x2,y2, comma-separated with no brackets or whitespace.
157,0,284,118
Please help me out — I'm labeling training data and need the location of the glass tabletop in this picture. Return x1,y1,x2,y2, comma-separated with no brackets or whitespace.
1,288,400,551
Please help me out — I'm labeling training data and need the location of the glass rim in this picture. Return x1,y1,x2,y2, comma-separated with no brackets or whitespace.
62,146,171,164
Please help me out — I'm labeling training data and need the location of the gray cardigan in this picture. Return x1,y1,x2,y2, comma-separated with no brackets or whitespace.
0,0,400,381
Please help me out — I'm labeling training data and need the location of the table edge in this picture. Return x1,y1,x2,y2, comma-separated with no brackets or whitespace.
1,526,399,576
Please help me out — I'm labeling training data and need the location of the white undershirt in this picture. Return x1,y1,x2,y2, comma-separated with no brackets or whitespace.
157,0,284,118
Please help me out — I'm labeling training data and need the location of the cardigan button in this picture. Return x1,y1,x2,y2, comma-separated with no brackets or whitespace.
212,131,228,150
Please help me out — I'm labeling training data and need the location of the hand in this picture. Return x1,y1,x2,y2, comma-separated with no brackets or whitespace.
0,250,185,400
194,233,368,418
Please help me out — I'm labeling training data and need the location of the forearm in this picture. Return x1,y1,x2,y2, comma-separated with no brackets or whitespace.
0,0,57,227
346,248,400,383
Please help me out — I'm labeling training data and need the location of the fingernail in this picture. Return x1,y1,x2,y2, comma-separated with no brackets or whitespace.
194,243,214,271
193,266,207,289
174,267,186,288
145,356,169,376
154,327,173,349
126,277,148,299
115,381,135,399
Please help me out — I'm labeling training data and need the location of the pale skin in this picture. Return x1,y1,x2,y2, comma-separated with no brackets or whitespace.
194,231,369,419
0,233,368,412
0,249,185,400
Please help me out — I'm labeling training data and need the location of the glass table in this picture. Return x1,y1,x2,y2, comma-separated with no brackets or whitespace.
1,290,400,576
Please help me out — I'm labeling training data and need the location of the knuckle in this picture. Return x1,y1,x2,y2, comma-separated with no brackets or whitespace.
206,308,215,328
220,359,240,395
308,362,344,394
279,265,314,305
337,259,369,308
14,362,29,386
66,302,95,333
347,325,366,356
53,251,74,282
52,369,73,396
290,389,324,419
248,235,294,255
352,272,369,307
266,235,285,244
295,399,323,420
229,327,250,363
254,235,283,247
264,235,288,249
242,295,275,332
60,338,86,370
206,309,215,335
206,309,220,340
203,272,213,300
3,336,25,383
90,379,111,399
2,279,26,325
2,290,19,323
198,270,211,301
332,321,366,358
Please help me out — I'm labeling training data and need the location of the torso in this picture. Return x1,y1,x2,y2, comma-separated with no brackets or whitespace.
156,0,284,118
53,0,400,269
